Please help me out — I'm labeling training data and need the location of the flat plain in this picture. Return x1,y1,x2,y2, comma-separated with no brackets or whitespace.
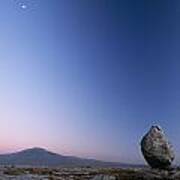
0,166,180,180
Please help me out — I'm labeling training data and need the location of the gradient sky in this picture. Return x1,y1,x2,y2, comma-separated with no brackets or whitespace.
0,0,180,164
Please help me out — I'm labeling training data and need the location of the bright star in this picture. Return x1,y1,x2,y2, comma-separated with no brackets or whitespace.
21,4,27,9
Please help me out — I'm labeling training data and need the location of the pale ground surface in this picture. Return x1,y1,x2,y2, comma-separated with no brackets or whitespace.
0,167,112,180
0,166,180,179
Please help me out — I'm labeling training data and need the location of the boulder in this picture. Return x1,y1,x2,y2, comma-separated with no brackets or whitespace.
141,125,174,169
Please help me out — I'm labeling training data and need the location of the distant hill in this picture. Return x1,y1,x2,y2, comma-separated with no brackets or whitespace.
0,147,137,167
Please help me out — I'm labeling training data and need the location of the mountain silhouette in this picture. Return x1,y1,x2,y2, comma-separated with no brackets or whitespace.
0,147,130,167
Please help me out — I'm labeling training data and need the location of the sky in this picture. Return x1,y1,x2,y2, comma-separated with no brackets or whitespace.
0,0,180,164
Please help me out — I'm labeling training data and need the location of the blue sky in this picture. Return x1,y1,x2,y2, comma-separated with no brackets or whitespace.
0,0,180,164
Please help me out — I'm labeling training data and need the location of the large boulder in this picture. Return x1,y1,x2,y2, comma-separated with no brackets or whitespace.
141,125,174,169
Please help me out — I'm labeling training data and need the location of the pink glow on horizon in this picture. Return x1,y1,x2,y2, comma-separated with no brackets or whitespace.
0,142,124,162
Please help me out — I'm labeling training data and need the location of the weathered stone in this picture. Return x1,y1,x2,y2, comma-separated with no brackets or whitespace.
141,125,174,169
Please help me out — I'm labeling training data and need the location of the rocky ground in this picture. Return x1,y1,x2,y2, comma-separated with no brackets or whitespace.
0,166,180,179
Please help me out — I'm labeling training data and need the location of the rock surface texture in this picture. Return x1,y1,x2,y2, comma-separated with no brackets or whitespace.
141,125,175,169
2,167,180,179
